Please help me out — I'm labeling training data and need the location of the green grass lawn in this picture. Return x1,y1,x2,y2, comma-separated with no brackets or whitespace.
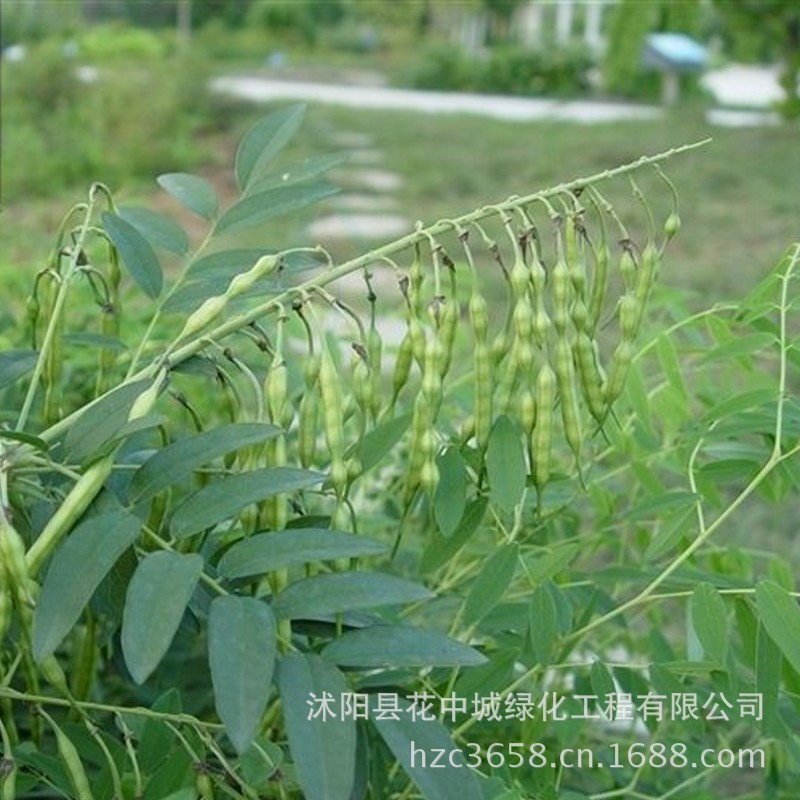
2,97,798,314
290,104,798,301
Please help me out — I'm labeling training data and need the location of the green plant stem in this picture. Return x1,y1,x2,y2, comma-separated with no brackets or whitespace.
0,686,223,728
16,195,99,432
38,140,711,446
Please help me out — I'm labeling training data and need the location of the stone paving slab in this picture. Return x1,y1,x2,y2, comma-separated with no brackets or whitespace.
308,213,409,241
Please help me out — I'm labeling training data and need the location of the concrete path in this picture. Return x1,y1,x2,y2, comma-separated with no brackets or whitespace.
211,75,662,124
700,64,783,108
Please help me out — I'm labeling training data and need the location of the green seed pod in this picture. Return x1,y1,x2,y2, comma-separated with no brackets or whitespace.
634,242,660,331
517,337,535,373
299,351,322,467
304,352,322,388
330,458,348,498
551,256,571,336
26,293,40,335
618,293,638,341
438,298,459,377
319,347,343,455
510,254,529,300
587,241,610,336
266,361,288,425
195,770,215,800
346,456,363,483
179,294,228,340
571,297,588,333
409,316,426,368
0,588,12,643
419,456,440,497
618,244,636,291
491,328,510,365
421,337,443,415
409,249,424,318
565,213,587,300
352,351,371,411
128,370,166,423
574,332,606,422
298,390,319,468
519,388,536,436
26,452,115,577
331,499,351,531
39,653,70,694
474,341,493,449
228,254,280,296
389,331,414,412
533,362,556,489
554,337,582,460
469,290,489,343
513,296,534,341
42,711,94,800
366,325,383,422
69,620,96,701
404,395,429,501
532,297,551,348
664,211,681,240
603,340,635,405
0,519,30,603
496,341,521,417
1,755,16,800
529,246,546,299
97,303,119,393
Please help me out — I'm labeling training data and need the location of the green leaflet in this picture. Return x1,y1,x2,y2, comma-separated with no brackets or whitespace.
208,596,277,754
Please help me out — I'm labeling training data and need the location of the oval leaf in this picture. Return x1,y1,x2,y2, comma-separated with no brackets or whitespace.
689,582,729,665
157,172,218,220
487,416,527,513
755,580,800,675
434,447,467,537
33,510,140,661
214,182,339,236
236,104,306,191
370,695,483,800
64,379,151,462
101,211,163,298
170,467,325,539
272,572,433,620
352,413,412,474
130,423,280,503
463,543,519,626
322,625,487,668
251,152,345,193
122,552,203,684
277,653,355,800
528,583,557,664
208,596,277,754
0,349,37,390
421,496,488,574
218,529,387,579
118,206,189,255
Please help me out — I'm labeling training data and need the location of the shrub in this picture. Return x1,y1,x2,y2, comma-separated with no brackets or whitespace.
0,42,212,200
407,43,594,97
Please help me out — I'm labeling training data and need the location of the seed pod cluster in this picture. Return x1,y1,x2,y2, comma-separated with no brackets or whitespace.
404,178,674,505
238,166,678,521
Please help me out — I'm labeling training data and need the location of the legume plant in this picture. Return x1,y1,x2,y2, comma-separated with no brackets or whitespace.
2,106,800,799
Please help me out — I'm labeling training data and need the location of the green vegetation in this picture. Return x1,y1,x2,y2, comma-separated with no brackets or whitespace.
1,104,800,799
1,12,799,792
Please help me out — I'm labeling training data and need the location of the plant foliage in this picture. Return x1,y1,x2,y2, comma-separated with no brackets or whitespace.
0,105,799,799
